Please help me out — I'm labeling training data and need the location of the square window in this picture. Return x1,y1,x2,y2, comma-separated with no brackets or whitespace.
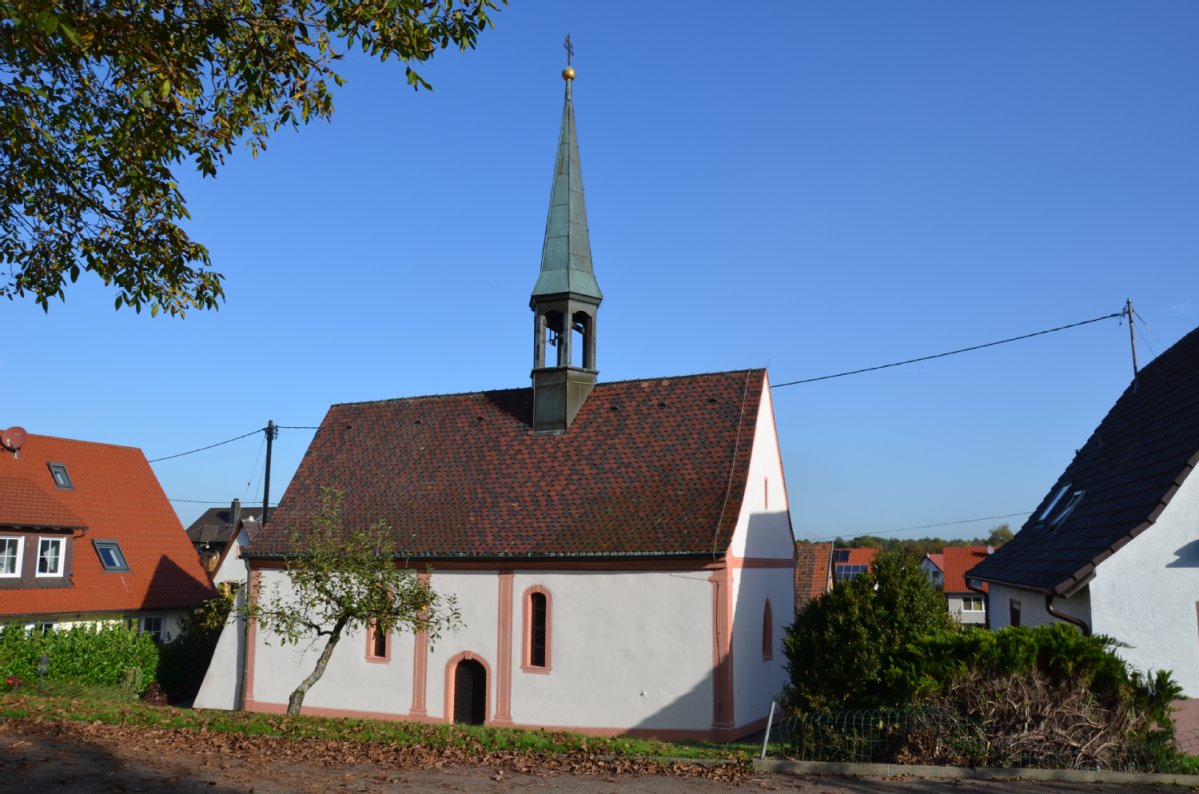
139,617,163,640
47,462,73,489
93,540,129,571
37,537,65,577
0,537,22,577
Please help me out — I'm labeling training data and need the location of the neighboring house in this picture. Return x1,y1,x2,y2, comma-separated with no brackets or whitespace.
0,431,215,640
794,544,878,608
185,499,264,577
938,546,992,625
198,66,796,740
968,325,1199,696
921,552,945,589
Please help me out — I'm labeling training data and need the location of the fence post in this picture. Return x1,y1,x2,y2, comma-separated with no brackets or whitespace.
760,700,776,759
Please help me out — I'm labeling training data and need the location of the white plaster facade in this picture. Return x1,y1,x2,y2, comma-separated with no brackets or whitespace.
198,374,796,739
986,473,1199,695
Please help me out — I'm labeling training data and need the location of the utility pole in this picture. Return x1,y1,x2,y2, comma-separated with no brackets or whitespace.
1125,298,1138,377
263,420,278,526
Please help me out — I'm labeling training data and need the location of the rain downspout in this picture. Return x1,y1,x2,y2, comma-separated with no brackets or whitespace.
1045,592,1091,636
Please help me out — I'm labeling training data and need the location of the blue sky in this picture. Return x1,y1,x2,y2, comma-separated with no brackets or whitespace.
7,1,1198,542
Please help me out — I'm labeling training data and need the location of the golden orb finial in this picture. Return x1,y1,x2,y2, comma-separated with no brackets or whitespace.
562,65,576,81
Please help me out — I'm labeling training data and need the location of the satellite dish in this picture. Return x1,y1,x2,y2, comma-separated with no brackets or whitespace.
2,426,27,451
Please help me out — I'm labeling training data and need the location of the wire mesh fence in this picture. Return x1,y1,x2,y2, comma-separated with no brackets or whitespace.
762,703,1199,774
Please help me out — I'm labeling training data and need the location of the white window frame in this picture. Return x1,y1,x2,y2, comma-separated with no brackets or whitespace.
36,537,65,577
962,596,985,612
139,616,163,640
0,536,23,578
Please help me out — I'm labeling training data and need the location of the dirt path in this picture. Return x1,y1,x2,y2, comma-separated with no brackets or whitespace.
0,718,1193,793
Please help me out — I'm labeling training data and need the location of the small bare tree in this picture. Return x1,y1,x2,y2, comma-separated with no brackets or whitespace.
247,488,460,715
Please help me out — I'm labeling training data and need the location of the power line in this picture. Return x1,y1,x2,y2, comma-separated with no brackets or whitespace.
772,310,1124,390
806,511,1031,542
147,424,319,463
148,427,265,463
169,498,279,506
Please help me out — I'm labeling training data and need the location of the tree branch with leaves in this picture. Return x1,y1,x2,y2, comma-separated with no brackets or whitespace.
246,487,461,715
1,0,503,315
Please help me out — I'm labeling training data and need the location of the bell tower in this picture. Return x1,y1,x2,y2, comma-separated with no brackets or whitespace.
530,45,602,434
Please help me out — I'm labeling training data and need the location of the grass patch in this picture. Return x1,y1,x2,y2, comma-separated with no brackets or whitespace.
0,689,747,762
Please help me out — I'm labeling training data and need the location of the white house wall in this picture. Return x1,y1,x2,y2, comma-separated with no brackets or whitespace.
1088,474,1199,695
987,583,1092,631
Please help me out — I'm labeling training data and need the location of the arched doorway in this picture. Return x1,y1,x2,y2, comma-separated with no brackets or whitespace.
453,658,486,725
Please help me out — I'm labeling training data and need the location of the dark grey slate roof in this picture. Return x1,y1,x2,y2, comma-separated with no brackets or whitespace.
185,504,265,546
968,325,1199,595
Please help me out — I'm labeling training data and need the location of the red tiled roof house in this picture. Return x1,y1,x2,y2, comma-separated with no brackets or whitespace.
196,68,797,740
0,433,215,639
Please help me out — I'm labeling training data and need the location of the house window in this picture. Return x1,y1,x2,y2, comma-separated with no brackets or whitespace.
962,596,985,612
1038,483,1071,523
365,620,390,662
36,537,65,577
140,617,163,640
93,540,129,571
47,462,73,489
0,537,22,577
1010,598,1021,627
522,586,552,672
762,599,774,660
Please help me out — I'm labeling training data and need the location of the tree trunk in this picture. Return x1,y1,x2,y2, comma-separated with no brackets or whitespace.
287,617,347,716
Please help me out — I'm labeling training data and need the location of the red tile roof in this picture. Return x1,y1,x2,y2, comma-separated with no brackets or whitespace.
795,542,832,605
970,325,1199,594
0,434,215,618
0,476,85,530
252,370,766,559
940,546,991,594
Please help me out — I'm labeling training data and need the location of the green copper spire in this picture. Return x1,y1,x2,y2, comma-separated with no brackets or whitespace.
531,68,602,302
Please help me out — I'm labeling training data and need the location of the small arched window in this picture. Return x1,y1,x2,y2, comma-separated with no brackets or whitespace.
522,586,552,672
762,599,774,661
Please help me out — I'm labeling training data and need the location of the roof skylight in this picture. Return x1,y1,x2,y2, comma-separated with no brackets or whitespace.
93,539,129,571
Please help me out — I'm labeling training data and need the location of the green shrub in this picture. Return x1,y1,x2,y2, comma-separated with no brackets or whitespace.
0,622,158,693
783,550,956,712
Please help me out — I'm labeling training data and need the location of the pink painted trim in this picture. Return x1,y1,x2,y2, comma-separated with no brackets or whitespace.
410,572,430,716
244,572,260,708
241,698,771,742
520,584,552,674
443,651,492,725
708,569,734,728
494,572,514,725
364,619,391,664
724,556,794,569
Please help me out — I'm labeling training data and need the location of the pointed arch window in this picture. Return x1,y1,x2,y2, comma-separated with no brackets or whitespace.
762,599,774,661
522,585,552,673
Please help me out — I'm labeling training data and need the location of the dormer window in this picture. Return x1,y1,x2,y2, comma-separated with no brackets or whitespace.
48,462,73,489
36,537,65,577
94,539,129,571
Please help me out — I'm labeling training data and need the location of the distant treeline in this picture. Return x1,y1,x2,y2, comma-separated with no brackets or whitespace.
798,525,1013,558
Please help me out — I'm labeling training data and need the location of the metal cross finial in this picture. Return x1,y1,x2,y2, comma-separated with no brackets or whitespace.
564,34,573,65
